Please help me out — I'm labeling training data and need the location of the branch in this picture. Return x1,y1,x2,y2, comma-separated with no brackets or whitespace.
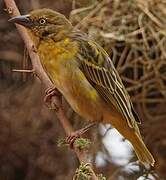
4,0,98,179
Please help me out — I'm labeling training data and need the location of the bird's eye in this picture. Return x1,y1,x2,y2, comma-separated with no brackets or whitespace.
39,18,46,25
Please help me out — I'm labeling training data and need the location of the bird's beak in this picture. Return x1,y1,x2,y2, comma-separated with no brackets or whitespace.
8,15,33,27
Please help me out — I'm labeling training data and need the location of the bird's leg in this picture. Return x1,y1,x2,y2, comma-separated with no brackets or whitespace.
66,122,97,147
44,87,62,110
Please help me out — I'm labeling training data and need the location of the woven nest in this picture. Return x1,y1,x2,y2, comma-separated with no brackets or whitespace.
70,0,166,121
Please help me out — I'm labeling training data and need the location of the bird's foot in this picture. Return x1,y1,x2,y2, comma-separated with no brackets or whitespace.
66,130,82,148
66,122,97,148
44,87,62,110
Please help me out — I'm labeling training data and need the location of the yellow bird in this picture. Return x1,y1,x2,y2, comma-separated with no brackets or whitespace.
9,8,155,166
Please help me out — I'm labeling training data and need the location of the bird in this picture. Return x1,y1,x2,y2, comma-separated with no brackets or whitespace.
9,8,155,166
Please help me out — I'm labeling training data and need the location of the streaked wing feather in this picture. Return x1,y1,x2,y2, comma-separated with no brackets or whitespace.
74,35,141,129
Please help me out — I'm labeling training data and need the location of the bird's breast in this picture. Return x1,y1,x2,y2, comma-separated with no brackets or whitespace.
38,39,103,121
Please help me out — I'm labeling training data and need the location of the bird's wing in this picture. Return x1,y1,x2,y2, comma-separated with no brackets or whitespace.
73,34,140,129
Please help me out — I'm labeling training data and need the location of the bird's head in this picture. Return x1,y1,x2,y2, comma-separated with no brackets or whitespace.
9,8,73,39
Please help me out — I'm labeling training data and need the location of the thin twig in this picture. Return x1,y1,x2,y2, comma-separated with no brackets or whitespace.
12,69,35,73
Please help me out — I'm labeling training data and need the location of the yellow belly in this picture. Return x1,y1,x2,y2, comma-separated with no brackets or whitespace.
38,39,103,121
53,66,104,122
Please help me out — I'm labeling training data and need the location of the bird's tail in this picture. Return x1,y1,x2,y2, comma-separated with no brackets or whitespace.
103,109,155,166
130,132,155,167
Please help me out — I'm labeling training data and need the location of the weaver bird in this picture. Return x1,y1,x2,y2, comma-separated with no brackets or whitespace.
9,8,155,166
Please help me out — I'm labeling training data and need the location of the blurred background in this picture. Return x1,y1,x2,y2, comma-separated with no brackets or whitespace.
0,0,166,179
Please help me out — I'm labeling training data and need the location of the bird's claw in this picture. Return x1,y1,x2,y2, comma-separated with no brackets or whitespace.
44,87,62,110
66,123,96,148
66,131,82,148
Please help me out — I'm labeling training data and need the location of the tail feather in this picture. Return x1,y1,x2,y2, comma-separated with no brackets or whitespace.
103,110,155,166
131,133,155,166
